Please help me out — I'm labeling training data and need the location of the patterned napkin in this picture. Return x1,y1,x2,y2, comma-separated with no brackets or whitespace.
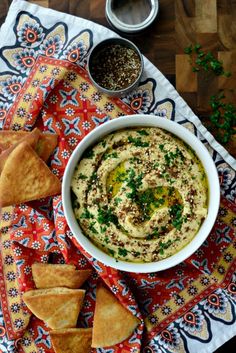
0,1,235,353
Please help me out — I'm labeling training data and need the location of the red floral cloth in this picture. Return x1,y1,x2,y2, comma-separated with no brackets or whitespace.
0,6,235,353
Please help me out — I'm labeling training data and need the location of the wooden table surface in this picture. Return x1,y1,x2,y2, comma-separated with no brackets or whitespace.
0,0,235,351
0,0,235,157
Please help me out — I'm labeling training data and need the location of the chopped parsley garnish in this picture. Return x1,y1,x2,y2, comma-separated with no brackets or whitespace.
130,156,141,164
108,248,115,256
168,187,174,196
159,144,165,151
169,203,184,230
103,152,118,160
115,171,127,182
107,185,113,194
134,251,140,256
128,136,149,147
114,197,122,206
156,186,163,194
125,169,143,200
71,190,79,209
147,227,159,240
77,173,88,180
97,207,118,226
164,148,185,167
88,172,97,191
137,129,149,136
88,221,98,234
104,236,109,243
137,189,165,220
118,248,128,257
90,171,97,182
125,170,167,220
83,149,94,159
159,239,173,255
80,208,94,219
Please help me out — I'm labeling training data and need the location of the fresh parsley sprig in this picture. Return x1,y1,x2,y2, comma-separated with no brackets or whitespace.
209,93,236,144
184,43,235,144
184,44,231,77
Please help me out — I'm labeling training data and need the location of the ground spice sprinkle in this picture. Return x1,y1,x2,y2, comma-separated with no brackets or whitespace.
90,44,141,91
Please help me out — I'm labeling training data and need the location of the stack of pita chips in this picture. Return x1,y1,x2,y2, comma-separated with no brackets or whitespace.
23,287,85,329
23,263,140,352
23,264,92,353
0,128,60,207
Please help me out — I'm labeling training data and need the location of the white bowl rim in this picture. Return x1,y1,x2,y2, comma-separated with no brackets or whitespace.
62,115,220,273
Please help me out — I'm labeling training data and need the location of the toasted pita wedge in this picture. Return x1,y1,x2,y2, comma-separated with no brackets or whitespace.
23,287,85,329
92,284,140,347
0,141,61,207
0,129,57,161
32,263,92,289
35,133,58,161
0,130,28,152
0,128,40,174
50,328,92,353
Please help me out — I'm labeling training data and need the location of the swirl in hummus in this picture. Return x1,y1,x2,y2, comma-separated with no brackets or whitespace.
71,127,208,263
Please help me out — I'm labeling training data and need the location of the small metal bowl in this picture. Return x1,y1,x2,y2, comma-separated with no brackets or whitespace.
87,37,144,97
106,0,159,34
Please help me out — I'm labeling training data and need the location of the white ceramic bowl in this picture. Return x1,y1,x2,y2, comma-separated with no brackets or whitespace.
62,115,220,273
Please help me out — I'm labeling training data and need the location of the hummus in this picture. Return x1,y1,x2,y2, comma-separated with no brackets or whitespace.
71,128,208,263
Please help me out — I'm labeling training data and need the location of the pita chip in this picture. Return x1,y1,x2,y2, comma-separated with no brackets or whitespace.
92,284,140,348
0,141,61,207
50,328,92,353
35,133,58,161
23,287,85,329
32,263,92,289
0,128,40,174
0,130,30,152
0,129,57,161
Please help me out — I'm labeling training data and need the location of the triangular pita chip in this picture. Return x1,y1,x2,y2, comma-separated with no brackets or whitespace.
32,263,92,289
0,130,29,152
0,141,61,207
92,284,140,347
35,132,58,161
23,287,85,329
50,328,92,353
0,128,40,174
0,129,57,161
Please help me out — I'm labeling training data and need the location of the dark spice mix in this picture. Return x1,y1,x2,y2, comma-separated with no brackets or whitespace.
90,44,141,91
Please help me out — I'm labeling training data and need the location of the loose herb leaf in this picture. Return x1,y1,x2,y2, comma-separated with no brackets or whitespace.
209,93,236,144
184,43,235,144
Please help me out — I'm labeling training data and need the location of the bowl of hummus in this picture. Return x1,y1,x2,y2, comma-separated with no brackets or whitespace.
62,115,220,273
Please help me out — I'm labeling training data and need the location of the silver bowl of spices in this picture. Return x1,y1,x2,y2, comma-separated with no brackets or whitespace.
87,37,144,97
